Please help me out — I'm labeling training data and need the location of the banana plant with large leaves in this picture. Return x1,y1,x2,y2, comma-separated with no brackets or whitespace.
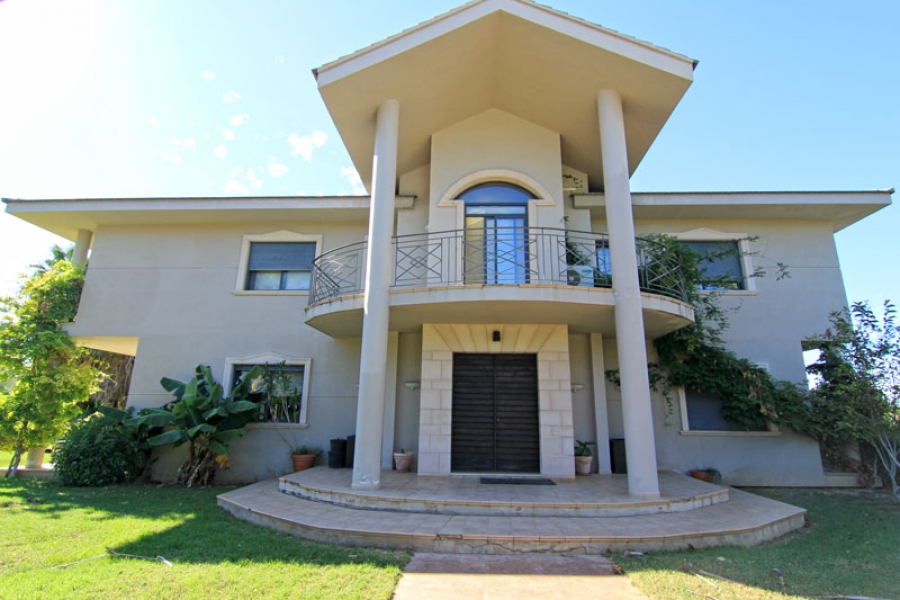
144,364,263,487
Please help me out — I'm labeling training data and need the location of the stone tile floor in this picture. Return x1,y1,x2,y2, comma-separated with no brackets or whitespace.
218,469,807,554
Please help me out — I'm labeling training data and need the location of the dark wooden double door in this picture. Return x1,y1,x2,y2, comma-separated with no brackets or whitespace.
451,353,540,473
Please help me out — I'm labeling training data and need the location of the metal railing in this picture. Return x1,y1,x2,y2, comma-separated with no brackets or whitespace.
309,227,687,305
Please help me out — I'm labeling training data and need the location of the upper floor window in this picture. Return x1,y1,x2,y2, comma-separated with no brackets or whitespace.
681,240,745,290
234,231,322,294
246,242,315,291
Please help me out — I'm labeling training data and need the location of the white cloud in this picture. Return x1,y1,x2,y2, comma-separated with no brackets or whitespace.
159,136,195,165
287,130,328,160
201,70,217,80
224,179,249,195
148,118,162,128
340,166,366,195
250,179,264,189
214,144,229,159
246,169,258,181
275,56,286,64
229,113,249,127
221,128,235,141
267,161,289,178
224,90,242,103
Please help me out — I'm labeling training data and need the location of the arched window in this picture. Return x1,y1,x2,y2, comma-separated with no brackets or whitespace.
457,183,535,284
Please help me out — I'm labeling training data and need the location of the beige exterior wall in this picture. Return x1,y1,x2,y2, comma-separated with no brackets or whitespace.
428,108,565,232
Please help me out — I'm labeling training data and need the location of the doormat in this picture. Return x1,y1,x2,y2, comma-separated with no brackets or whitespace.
480,477,555,485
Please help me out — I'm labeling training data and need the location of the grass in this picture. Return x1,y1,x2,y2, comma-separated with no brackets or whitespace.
619,487,900,599
0,479,408,599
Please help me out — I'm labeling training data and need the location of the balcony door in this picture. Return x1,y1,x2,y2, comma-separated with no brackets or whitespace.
459,183,534,285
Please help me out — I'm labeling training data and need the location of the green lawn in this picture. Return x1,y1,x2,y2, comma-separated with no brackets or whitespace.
620,487,900,599
0,480,407,599
2,479,898,599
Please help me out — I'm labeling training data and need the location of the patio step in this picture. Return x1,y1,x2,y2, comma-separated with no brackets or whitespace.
217,479,806,554
279,468,729,518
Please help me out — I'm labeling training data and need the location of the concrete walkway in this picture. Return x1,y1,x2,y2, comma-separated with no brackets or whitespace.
393,553,647,599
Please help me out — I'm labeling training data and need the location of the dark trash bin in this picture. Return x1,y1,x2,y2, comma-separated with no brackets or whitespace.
329,438,346,468
345,435,355,468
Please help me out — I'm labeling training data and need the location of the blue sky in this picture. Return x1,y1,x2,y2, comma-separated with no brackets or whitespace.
1,0,897,309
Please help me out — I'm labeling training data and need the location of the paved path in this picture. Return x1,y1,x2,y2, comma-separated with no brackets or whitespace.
393,553,648,599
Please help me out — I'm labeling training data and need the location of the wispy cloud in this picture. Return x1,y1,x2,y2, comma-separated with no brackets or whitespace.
201,70,217,81
267,159,289,178
229,113,249,127
340,166,366,195
245,169,264,189
214,144,229,159
148,118,162,129
224,179,248,195
288,130,328,160
224,90,241,103
221,128,235,141
159,137,195,164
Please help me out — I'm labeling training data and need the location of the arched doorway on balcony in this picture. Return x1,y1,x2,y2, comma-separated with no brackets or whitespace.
457,182,536,285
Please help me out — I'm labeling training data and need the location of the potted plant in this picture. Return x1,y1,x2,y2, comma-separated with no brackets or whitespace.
574,440,595,475
688,468,722,484
290,446,321,472
393,448,413,472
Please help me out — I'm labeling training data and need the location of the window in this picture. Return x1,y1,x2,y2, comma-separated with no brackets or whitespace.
234,231,322,294
680,240,745,290
458,183,535,285
683,388,743,431
246,242,315,291
224,354,311,426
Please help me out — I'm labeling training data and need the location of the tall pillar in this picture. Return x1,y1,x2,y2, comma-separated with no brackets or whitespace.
352,99,400,490
597,89,659,497
72,229,93,270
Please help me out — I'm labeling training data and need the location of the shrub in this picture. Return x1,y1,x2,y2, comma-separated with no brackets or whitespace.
53,415,138,486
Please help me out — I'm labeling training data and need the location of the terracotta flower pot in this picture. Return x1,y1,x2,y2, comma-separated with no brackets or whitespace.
689,469,711,482
393,452,413,472
575,455,593,476
291,454,317,472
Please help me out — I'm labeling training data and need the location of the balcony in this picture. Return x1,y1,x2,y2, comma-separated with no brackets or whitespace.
305,227,693,338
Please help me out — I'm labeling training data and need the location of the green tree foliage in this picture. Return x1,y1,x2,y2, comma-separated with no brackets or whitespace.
795,301,900,500
0,255,98,477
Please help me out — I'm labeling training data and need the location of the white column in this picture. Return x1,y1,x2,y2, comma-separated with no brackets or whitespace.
352,99,400,490
72,229,92,270
597,89,659,497
590,333,612,474
381,331,399,468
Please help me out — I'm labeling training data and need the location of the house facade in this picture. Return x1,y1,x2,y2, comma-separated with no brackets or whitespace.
4,0,891,494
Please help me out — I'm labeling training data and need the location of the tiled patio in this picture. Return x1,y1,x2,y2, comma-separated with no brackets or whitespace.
217,468,807,554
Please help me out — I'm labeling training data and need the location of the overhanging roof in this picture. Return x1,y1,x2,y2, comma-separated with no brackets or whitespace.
573,190,894,232
1,196,413,241
314,0,696,192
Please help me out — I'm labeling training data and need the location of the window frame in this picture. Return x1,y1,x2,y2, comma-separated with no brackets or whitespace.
665,228,756,295
677,386,780,436
223,353,311,427
234,231,322,295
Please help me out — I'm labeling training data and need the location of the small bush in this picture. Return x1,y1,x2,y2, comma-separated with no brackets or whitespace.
53,415,138,486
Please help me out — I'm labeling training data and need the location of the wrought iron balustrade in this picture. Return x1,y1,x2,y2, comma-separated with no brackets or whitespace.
308,227,688,304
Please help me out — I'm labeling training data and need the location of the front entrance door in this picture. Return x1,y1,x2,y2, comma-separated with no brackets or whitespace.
451,353,540,473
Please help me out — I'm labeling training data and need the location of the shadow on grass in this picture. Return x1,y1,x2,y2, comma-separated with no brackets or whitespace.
0,478,409,570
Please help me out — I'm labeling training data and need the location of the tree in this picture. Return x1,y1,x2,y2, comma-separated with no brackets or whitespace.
0,255,98,477
799,301,900,501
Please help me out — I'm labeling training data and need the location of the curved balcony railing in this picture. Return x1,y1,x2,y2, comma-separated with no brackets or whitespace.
309,228,688,305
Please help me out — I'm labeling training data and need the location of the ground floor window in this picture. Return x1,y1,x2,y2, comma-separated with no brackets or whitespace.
224,354,310,425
